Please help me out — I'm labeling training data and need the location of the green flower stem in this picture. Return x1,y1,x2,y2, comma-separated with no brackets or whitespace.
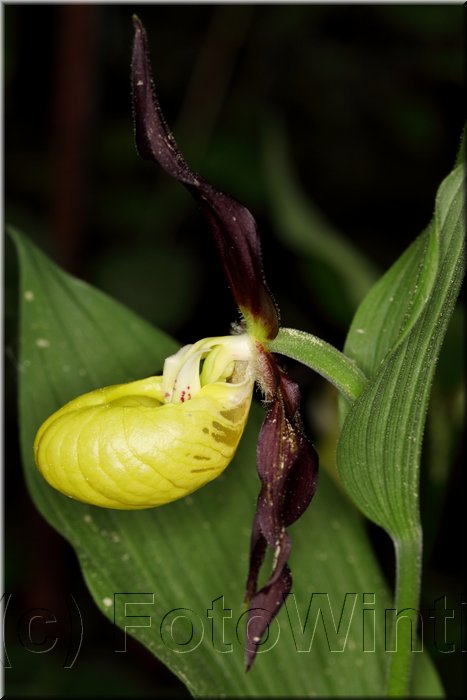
267,327,367,403
387,533,423,697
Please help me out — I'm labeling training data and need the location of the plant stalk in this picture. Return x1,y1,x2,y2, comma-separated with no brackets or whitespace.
268,327,367,404
386,533,423,696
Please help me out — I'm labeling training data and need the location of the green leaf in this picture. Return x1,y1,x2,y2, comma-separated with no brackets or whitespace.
337,163,464,537
335,162,464,695
341,224,439,382
11,228,442,696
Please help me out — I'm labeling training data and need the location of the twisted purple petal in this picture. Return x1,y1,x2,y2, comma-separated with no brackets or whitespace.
245,351,318,670
131,16,279,340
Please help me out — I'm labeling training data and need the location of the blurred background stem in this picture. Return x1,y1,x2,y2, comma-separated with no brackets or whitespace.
51,5,98,274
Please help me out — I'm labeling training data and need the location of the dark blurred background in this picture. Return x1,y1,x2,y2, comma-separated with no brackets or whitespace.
3,4,465,697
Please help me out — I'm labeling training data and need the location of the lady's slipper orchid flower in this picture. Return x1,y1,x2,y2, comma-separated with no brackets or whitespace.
33,16,319,671
132,16,319,669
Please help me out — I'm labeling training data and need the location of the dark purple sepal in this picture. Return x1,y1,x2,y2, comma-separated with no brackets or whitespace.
245,566,292,672
245,352,318,670
131,16,279,340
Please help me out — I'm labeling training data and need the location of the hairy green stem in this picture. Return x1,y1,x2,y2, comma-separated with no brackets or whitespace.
267,327,367,403
386,533,423,696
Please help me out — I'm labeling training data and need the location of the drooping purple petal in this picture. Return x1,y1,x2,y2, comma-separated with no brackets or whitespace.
245,566,292,671
131,16,279,340
245,350,319,670
276,371,319,528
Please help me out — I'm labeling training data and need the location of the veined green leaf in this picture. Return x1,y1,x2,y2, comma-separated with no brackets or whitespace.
337,163,464,537
11,228,443,696
336,161,463,695
343,222,439,380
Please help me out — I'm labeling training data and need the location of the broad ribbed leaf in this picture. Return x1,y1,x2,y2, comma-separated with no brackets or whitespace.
11,228,442,696
337,163,464,537
343,222,439,380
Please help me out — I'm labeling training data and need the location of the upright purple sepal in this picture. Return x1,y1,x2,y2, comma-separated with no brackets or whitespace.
245,352,318,670
131,17,279,340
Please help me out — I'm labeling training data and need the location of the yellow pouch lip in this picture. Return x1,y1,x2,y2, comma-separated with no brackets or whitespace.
33,334,256,510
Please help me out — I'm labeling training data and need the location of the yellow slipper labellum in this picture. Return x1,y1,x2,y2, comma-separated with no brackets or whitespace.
34,334,255,509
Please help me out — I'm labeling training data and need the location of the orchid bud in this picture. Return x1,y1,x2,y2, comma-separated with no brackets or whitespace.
33,335,255,509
